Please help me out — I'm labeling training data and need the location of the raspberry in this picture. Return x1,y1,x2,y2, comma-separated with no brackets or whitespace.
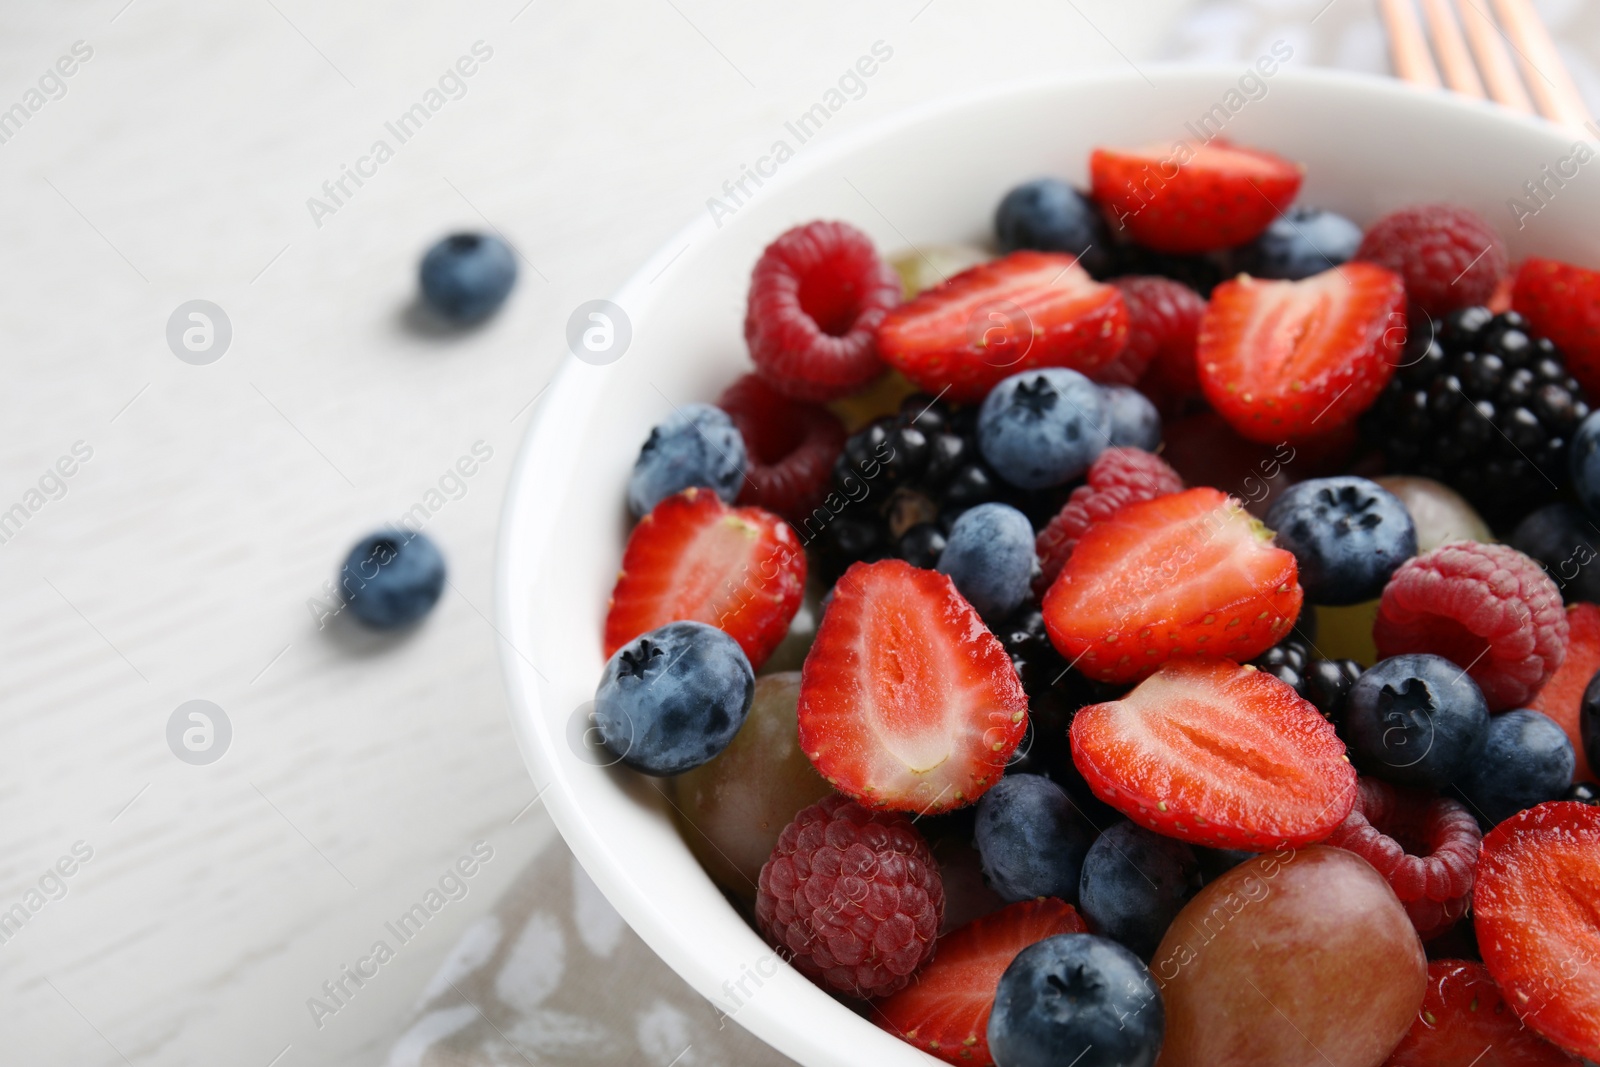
744,221,902,402
1106,276,1205,404
1355,204,1508,316
1325,777,1481,939
716,373,845,524
1034,447,1183,594
1374,542,1568,711
755,794,943,998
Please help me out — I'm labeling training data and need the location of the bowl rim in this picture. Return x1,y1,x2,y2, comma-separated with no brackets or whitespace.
494,62,1573,1066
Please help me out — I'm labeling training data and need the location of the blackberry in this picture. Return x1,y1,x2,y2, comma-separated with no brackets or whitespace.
996,608,1121,826
816,394,1069,576
1248,635,1363,726
1364,307,1591,526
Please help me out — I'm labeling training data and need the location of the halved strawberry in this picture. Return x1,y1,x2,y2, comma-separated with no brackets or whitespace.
1034,446,1184,595
1474,801,1600,1061
874,898,1087,1066
1528,602,1600,783
875,251,1128,403
1090,139,1303,254
603,488,805,669
1383,959,1581,1067
1197,262,1406,444
1512,257,1600,397
1041,487,1302,683
798,559,1027,813
1069,658,1357,849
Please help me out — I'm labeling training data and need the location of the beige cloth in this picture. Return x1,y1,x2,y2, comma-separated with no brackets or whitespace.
383,832,783,1067
387,3,1600,1063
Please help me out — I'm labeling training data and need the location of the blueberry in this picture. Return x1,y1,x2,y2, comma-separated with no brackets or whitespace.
418,232,518,322
1265,476,1417,606
1570,409,1600,519
340,530,446,629
1197,846,1257,883
1510,502,1600,604
974,773,1096,904
626,403,747,517
1101,385,1162,451
987,933,1164,1067
593,621,754,776
1455,708,1575,827
994,178,1112,276
1582,669,1600,777
1567,780,1600,805
937,502,1038,621
1234,206,1362,281
978,369,1108,490
1344,654,1490,789
896,522,946,569
1077,821,1199,960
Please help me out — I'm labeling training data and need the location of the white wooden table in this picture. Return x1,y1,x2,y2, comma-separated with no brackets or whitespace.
0,2,1201,1064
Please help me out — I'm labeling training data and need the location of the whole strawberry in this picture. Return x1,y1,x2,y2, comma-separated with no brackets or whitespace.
756,795,943,999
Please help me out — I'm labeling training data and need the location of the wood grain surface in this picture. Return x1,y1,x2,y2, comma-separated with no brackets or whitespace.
0,2,1193,1064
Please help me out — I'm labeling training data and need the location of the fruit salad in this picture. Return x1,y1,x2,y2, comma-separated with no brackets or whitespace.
588,139,1600,1067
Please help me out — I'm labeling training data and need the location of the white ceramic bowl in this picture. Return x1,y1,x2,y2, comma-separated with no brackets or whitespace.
496,66,1600,1067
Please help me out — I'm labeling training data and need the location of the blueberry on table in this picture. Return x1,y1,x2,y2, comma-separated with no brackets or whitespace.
1265,476,1417,606
1100,385,1162,451
1234,206,1362,281
625,403,746,517
1344,654,1490,790
994,178,1111,277
593,621,754,776
974,773,1095,904
1455,708,1575,827
1077,821,1199,960
977,368,1108,490
419,232,518,323
937,502,1037,622
341,530,446,629
987,933,1164,1067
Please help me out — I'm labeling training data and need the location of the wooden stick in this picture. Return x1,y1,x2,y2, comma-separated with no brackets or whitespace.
1455,0,1535,113
1381,0,1443,88
1492,0,1591,130
1420,0,1486,97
